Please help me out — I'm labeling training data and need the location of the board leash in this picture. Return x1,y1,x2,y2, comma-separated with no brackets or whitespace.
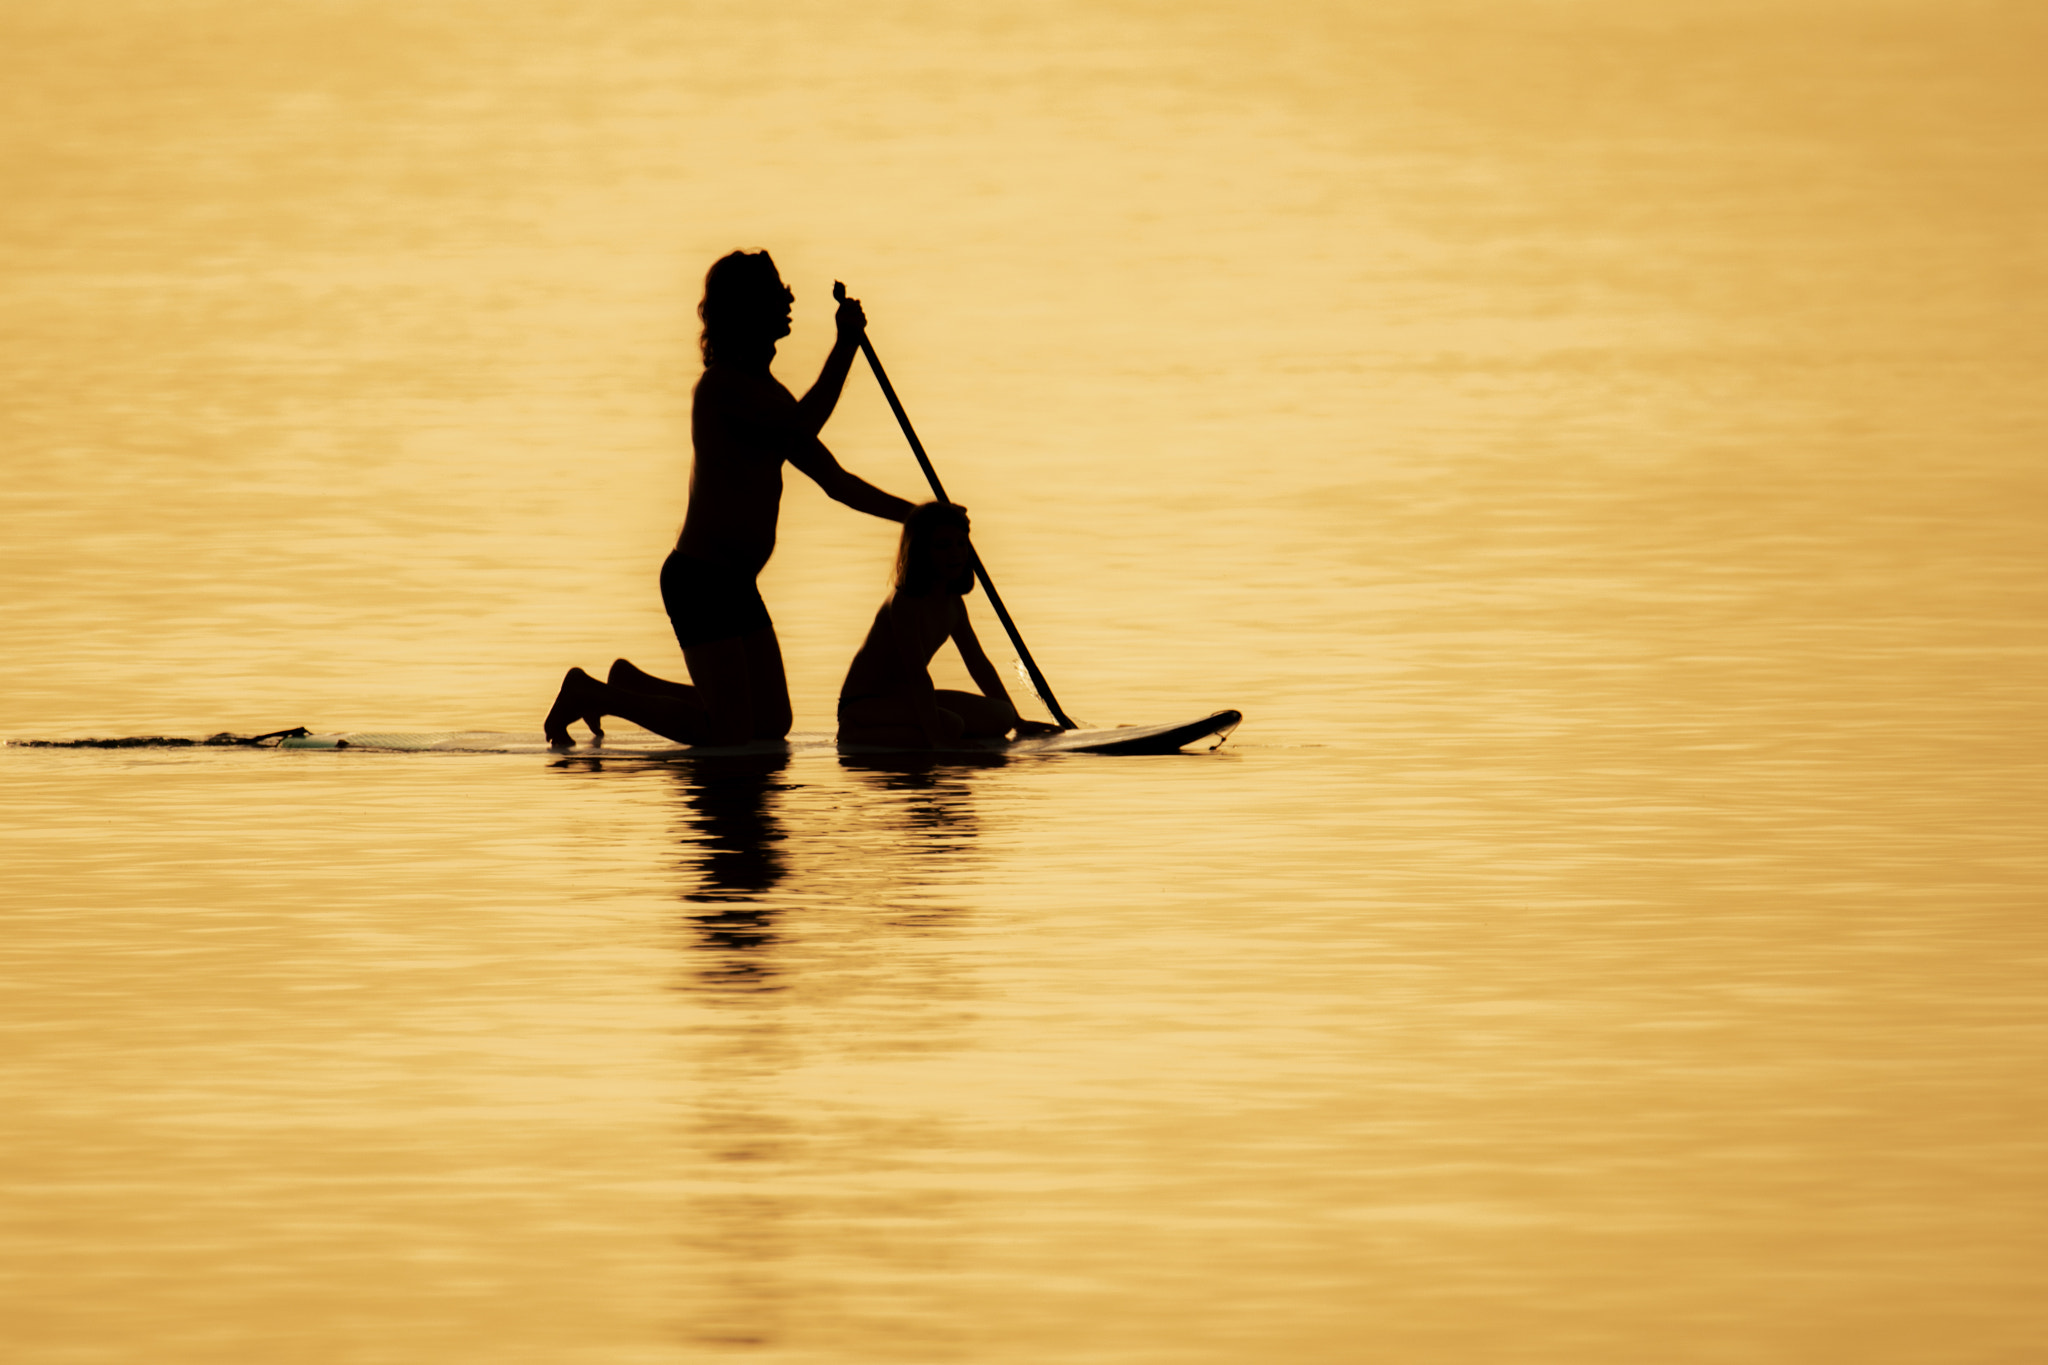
9,726,310,749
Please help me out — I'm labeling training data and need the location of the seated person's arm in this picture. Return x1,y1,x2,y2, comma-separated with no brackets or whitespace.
787,439,917,523
952,612,1023,732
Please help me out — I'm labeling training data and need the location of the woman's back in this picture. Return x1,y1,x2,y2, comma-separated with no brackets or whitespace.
839,591,960,702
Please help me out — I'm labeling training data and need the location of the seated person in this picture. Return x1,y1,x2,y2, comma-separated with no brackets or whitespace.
837,502,1060,749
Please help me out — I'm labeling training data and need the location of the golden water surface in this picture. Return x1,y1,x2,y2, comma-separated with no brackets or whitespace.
3,1,2045,1361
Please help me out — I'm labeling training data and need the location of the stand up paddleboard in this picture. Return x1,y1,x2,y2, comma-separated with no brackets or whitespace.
268,288,1242,764
277,710,1240,758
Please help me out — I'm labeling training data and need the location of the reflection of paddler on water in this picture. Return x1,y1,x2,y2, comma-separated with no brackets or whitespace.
837,503,1062,750
544,250,918,749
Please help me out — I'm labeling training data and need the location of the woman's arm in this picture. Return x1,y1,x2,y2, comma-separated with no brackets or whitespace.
951,608,1023,732
794,292,866,437
787,439,916,522
732,368,914,524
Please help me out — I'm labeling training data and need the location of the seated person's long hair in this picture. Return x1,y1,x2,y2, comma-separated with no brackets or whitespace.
699,250,789,368
896,502,976,597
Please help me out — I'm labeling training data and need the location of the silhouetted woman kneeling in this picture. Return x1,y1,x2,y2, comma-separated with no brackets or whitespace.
544,250,914,749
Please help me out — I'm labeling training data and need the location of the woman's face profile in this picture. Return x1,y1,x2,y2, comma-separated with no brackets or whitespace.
752,276,794,340
928,525,971,580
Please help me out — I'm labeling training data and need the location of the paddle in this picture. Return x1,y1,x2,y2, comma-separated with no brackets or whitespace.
836,281,1078,730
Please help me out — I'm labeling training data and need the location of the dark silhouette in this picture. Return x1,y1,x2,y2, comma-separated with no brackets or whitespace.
544,251,917,749
836,502,1060,750
677,755,792,903
836,281,1078,729
673,755,792,998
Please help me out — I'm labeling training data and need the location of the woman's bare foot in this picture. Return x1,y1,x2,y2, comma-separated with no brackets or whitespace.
543,667,605,749
608,658,693,698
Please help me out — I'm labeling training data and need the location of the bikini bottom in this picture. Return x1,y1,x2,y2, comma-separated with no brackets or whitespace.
660,551,772,650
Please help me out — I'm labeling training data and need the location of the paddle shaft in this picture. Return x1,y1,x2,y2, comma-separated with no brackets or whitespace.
839,290,1077,730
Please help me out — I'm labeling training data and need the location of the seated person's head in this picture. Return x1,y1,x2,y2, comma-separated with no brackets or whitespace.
896,502,974,597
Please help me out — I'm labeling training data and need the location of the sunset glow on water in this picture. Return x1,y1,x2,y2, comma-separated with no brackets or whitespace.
4,2,2045,1360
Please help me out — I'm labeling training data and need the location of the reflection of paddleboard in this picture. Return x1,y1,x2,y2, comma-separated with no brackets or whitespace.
277,710,1242,758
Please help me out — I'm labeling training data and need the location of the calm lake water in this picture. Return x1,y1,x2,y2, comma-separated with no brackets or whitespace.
4,1,2045,1360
